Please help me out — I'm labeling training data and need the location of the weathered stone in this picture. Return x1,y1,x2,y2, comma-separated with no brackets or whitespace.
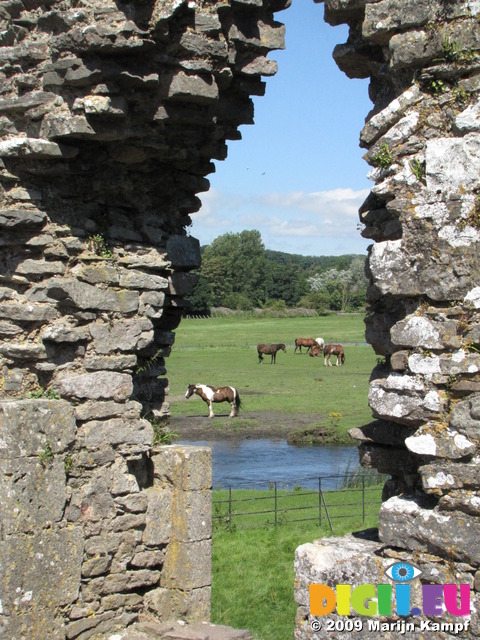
369,374,443,425
405,422,476,460
74,400,142,421
89,317,154,354
161,539,211,590
0,340,47,360
41,322,90,343
0,399,76,458
143,486,173,546
144,586,210,624
33,278,139,313
53,371,133,401
379,495,480,565
79,417,153,450
0,457,66,534
152,445,212,491
0,527,83,621
0,208,47,227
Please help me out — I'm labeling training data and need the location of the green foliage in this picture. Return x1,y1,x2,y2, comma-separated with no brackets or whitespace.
306,256,368,312
371,144,393,169
39,441,54,468
427,78,447,94
64,455,74,474
441,33,477,63
29,386,60,399
409,158,426,183
146,415,179,446
88,234,115,261
187,230,366,314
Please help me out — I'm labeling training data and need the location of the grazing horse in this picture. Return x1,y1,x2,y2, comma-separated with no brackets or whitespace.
323,344,345,367
315,337,325,351
257,343,286,364
185,383,241,418
294,337,318,354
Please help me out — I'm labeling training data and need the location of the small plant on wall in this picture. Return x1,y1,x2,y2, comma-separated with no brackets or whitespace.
409,158,426,184
371,144,393,169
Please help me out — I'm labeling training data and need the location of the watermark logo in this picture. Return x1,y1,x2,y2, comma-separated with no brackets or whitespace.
309,561,471,635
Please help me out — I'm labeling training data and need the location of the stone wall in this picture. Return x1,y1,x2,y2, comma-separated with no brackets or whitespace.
295,0,480,637
3,0,480,638
0,1,289,638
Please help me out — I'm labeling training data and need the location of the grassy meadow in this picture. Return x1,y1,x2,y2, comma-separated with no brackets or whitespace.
167,313,377,440
166,314,383,639
211,486,382,640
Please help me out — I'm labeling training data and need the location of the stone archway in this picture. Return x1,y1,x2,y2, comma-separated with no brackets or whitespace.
0,0,479,638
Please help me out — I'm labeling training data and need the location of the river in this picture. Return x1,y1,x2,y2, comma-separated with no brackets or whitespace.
178,438,359,490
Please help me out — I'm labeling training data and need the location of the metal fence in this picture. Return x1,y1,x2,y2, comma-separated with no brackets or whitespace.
212,474,385,531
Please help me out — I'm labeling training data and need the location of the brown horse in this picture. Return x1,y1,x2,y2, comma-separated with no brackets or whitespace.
323,344,345,366
257,343,286,364
309,345,322,357
294,337,318,354
185,383,241,418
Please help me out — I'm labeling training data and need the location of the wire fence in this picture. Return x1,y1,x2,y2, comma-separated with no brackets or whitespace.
212,474,385,531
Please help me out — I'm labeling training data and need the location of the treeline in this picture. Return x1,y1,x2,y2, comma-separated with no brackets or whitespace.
187,230,368,314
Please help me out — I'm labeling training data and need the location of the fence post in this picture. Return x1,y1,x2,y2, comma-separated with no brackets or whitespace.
318,477,322,527
274,481,278,526
362,476,365,522
229,486,232,531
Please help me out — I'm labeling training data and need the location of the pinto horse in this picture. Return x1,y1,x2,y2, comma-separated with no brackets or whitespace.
294,337,318,354
185,384,241,418
323,344,345,367
257,343,286,364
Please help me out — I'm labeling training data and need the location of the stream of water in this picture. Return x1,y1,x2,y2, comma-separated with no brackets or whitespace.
178,438,358,490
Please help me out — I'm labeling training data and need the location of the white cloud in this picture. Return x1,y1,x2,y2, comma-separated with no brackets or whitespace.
192,187,371,255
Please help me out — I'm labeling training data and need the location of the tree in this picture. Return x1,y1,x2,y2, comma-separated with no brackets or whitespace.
197,230,270,308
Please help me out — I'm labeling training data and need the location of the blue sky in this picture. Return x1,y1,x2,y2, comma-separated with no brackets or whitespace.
189,0,373,257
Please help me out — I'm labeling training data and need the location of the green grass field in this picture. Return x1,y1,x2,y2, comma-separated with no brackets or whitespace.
212,485,383,640
167,314,377,439
166,314,382,639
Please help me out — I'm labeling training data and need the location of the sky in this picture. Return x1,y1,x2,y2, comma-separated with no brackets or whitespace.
188,0,374,257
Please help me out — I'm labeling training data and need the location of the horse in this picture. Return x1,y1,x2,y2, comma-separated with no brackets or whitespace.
315,337,325,351
185,383,241,418
323,344,345,367
294,337,318,354
257,343,286,364
309,345,322,357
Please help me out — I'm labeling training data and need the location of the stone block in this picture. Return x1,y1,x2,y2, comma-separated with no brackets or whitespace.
166,235,201,269
89,317,154,354
0,208,47,228
0,399,76,458
161,540,211,590
32,278,139,313
79,417,153,450
54,371,133,401
151,445,212,491
144,586,211,623
380,496,480,565
168,71,219,104
143,486,173,546
0,527,83,617
172,490,212,542
0,457,67,534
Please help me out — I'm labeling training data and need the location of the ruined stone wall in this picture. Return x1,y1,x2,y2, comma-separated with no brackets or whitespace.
3,0,480,638
296,0,480,637
0,1,289,638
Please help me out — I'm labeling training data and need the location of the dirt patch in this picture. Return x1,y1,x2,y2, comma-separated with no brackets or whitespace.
169,411,326,441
